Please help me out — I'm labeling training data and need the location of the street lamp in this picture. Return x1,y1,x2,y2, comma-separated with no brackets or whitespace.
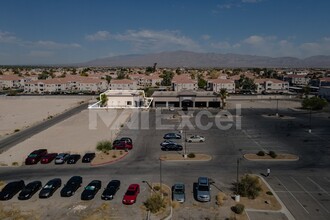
309,107,312,133
159,158,163,197
142,180,155,193
276,99,279,117
184,129,187,158
235,158,241,202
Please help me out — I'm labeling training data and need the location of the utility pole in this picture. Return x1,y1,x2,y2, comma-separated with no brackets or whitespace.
235,158,240,202
276,99,279,117
309,108,312,133
159,158,162,197
184,129,187,158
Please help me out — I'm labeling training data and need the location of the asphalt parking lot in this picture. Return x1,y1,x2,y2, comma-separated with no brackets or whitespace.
1,104,330,219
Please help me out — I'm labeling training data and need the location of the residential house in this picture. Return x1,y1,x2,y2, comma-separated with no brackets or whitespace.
172,75,198,92
255,78,289,94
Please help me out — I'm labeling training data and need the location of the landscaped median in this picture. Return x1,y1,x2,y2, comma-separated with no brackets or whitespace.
90,150,129,166
159,153,212,161
244,151,299,161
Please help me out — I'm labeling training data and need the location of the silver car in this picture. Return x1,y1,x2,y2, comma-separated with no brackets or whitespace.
55,153,70,164
172,183,185,203
186,135,205,143
196,177,211,202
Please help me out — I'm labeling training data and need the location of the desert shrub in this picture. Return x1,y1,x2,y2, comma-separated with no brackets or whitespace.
266,191,273,196
236,175,262,199
188,153,196,158
153,185,160,191
143,194,166,213
231,204,245,214
269,151,277,158
14,129,20,132
216,192,227,206
112,155,117,158
256,151,265,156
96,140,112,152
302,97,327,110
12,162,18,166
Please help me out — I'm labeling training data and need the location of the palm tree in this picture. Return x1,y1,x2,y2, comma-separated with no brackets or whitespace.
216,88,229,109
100,93,108,107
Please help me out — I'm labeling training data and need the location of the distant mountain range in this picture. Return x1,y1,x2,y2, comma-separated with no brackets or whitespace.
79,51,330,68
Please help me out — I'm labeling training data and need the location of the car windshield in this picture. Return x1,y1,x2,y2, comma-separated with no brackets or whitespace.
43,184,52,189
85,186,95,190
198,185,209,191
174,188,184,194
28,154,37,158
126,190,135,195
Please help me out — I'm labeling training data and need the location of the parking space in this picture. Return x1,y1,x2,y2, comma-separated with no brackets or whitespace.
267,175,330,220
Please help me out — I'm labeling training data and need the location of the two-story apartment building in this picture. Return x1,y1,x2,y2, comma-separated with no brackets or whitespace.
207,79,236,93
0,75,24,89
283,75,310,86
172,75,198,92
255,78,289,94
109,79,138,90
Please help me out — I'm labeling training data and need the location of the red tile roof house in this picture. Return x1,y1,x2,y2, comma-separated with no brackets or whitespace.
172,75,198,92
207,79,236,93
109,79,138,90
254,78,289,94
0,75,25,89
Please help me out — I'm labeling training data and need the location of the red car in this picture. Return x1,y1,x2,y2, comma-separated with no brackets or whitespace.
40,153,58,164
122,184,140,205
113,140,133,150
25,149,48,165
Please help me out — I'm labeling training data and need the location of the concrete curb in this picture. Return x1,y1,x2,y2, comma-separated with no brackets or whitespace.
90,152,129,167
244,154,299,162
160,154,212,162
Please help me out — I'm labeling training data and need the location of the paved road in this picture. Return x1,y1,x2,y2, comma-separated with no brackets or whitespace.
0,106,330,219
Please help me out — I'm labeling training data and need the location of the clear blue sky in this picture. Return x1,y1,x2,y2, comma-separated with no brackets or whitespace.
1,0,329,65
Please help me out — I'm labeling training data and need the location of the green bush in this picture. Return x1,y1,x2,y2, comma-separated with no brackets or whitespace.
266,191,273,196
231,204,245,214
96,140,112,152
236,175,262,199
188,153,196,158
256,151,265,156
143,194,166,213
302,97,328,110
269,151,277,158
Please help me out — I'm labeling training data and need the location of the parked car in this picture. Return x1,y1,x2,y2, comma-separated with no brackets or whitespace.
67,154,81,164
82,153,96,163
55,153,70,164
186,135,205,143
18,181,42,200
113,140,133,150
120,137,133,144
101,180,121,200
163,133,182,139
172,183,185,203
196,177,211,202
60,176,82,197
25,149,48,165
161,144,183,151
160,140,178,147
40,153,58,164
0,180,25,200
39,178,62,198
81,180,101,200
122,184,140,205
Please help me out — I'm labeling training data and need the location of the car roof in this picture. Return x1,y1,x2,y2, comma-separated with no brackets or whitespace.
128,184,139,190
198,177,209,185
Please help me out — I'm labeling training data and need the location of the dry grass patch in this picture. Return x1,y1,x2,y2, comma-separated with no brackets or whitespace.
80,203,112,220
238,175,281,211
160,153,212,161
0,204,38,220
171,201,181,209
216,192,228,206
244,153,298,161
91,150,128,166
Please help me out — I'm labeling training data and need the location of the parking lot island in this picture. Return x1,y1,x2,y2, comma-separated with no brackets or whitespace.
244,153,299,161
159,154,212,161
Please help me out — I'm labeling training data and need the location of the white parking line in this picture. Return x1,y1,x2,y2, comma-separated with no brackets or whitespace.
291,177,330,214
307,177,330,196
275,177,309,214
242,130,267,151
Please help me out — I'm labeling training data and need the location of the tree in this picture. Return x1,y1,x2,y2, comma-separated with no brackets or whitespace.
235,175,262,199
237,75,257,92
197,74,207,89
302,85,311,98
105,75,112,84
160,70,174,86
146,66,154,73
38,71,50,80
216,88,229,109
143,194,166,213
117,71,126,79
100,93,108,107
302,96,328,110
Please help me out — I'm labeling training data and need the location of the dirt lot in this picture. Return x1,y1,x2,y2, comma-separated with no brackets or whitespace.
0,96,92,138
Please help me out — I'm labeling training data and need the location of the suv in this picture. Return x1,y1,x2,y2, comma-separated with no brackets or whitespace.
25,149,48,165
196,177,211,202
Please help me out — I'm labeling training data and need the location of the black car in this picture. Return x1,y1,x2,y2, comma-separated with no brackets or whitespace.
81,180,102,200
101,180,121,200
161,144,183,151
67,154,81,164
0,180,25,200
160,140,178,147
60,176,82,197
82,153,96,163
120,137,133,144
18,181,42,200
39,178,62,198
163,133,182,139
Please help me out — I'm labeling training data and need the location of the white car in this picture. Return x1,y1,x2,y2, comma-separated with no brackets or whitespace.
186,135,205,143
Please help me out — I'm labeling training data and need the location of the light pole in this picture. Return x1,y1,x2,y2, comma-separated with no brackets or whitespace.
276,99,279,117
309,107,312,133
142,180,155,193
159,158,162,197
235,158,240,202
184,129,187,158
